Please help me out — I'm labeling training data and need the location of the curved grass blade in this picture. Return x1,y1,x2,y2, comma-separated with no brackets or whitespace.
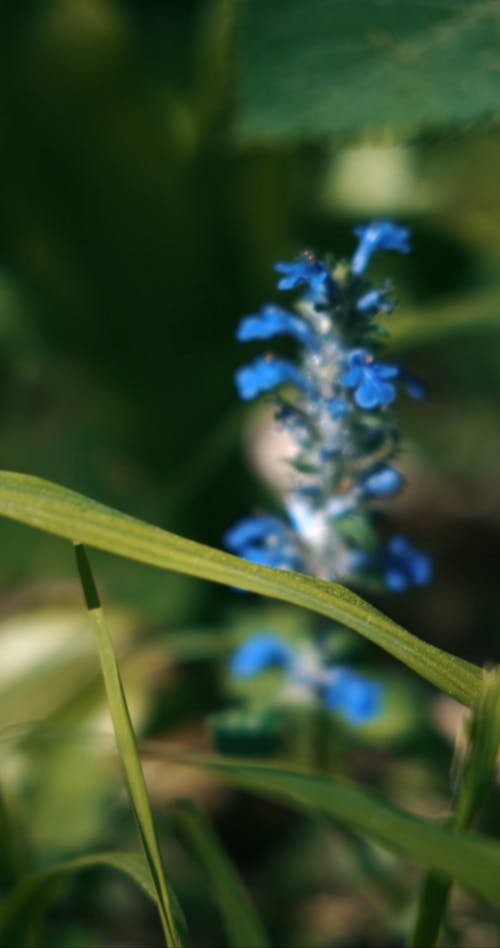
0,471,481,707
172,799,269,948
0,852,164,947
74,545,183,947
176,754,500,909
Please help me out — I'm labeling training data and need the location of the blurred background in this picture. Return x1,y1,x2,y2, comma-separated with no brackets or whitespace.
0,1,499,945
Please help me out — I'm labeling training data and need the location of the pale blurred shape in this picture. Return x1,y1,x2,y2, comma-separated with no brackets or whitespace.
325,144,436,215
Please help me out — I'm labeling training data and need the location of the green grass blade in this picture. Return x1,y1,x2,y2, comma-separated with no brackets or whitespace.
74,545,184,947
172,799,269,948
0,851,174,947
177,754,500,909
409,666,500,946
0,471,481,707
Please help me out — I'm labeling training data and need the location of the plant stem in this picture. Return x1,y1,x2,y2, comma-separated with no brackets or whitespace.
409,666,500,947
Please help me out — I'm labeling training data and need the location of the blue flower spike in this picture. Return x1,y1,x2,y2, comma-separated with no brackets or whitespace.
351,220,411,277
224,220,432,730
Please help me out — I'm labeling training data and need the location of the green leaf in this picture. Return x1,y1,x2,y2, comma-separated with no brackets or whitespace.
0,852,157,947
181,754,500,908
235,0,500,142
0,471,481,707
74,546,184,948
172,800,269,948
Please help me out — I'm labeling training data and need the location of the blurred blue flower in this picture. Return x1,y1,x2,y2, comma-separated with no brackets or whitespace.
382,535,433,591
235,355,317,401
323,668,382,723
230,633,294,678
351,220,411,276
340,349,400,409
236,304,318,348
226,221,432,605
356,286,395,316
274,255,334,300
223,515,303,571
363,465,404,497
229,634,382,725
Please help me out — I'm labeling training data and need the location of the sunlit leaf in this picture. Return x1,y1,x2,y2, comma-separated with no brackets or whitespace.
0,471,481,707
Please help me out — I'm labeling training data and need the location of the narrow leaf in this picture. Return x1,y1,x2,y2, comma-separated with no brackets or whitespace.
410,666,500,946
0,471,481,706
74,545,184,948
172,799,269,948
0,852,156,947
179,754,500,908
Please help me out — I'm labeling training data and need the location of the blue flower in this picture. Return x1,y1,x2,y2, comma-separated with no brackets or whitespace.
356,286,395,316
223,515,303,571
235,355,318,401
382,535,433,592
363,465,403,497
323,668,382,723
274,255,335,303
401,371,427,400
230,633,294,678
341,349,400,409
236,304,318,348
351,220,411,276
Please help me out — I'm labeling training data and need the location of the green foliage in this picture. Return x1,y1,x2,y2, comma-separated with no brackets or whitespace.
236,0,500,142
181,754,500,908
410,666,500,946
172,799,269,948
0,853,157,948
0,471,481,706
74,545,184,948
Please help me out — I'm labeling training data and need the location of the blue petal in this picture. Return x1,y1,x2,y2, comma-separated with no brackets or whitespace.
230,633,294,678
223,515,303,571
385,567,409,592
374,381,397,405
364,465,403,496
223,515,287,552
324,668,382,723
354,374,385,409
383,535,433,591
356,288,395,316
351,220,411,276
274,257,331,293
410,552,433,586
236,304,318,348
387,534,412,557
402,371,428,400
373,362,400,380
340,365,363,387
234,355,316,401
